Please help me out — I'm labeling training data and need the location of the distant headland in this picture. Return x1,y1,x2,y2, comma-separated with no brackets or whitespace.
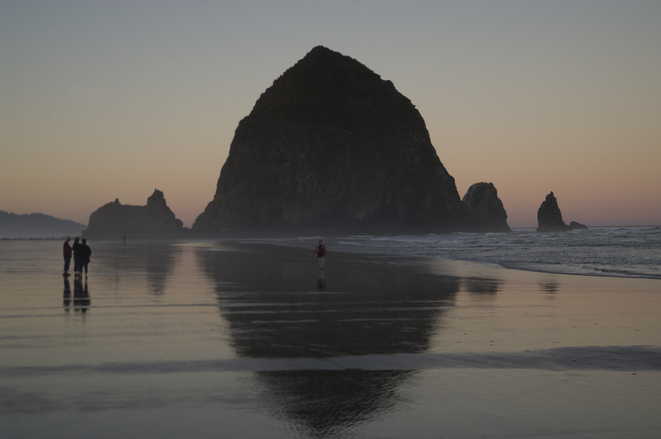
0,210,85,239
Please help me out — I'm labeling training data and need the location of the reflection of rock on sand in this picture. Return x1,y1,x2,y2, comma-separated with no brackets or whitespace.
256,369,413,438
101,243,180,294
463,277,502,296
198,243,460,436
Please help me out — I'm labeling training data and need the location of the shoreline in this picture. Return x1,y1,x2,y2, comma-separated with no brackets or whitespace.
4,229,659,281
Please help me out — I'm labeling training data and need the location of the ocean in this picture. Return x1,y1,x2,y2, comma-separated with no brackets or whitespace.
267,226,661,280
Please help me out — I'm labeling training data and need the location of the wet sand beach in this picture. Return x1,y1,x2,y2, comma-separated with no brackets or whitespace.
1,240,660,438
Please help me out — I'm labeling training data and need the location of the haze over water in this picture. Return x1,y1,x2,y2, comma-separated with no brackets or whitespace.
2,239,660,438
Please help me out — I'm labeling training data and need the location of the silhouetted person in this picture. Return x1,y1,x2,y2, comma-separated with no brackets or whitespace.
72,237,82,277
79,238,92,278
315,239,326,269
62,237,72,276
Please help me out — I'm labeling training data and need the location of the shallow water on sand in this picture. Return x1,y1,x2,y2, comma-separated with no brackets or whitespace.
1,240,661,438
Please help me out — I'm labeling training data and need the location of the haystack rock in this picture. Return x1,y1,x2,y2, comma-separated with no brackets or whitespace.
536,191,589,232
462,182,511,233
194,46,485,236
84,190,186,239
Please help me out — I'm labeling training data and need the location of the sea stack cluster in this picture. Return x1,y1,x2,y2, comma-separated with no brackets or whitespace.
86,47,515,237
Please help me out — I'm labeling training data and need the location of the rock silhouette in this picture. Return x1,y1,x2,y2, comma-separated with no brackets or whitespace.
193,46,487,236
462,182,511,233
537,192,587,232
84,190,186,239
569,220,588,230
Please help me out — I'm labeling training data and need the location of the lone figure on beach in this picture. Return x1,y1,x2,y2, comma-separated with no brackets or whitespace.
315,239,326,269
62,237,72,276
79,239,92,278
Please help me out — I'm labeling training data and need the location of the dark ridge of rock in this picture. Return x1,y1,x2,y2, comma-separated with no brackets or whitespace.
461,182,511,233
569,221,588,230
536,192,571,232
83,189,186,239
193,46,475,236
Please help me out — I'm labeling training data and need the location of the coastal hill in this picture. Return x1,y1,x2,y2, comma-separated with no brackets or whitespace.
194,46,509,236
0,210,85,239
83,189,187,239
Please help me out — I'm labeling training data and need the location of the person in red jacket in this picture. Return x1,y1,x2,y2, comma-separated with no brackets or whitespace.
62,237,72,276
315,239,326,269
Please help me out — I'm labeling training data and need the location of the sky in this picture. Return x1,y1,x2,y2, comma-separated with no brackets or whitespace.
2,0,660,228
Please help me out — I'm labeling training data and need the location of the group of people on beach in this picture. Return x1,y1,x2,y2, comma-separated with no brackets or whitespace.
63,237,91,278
63,237,318,277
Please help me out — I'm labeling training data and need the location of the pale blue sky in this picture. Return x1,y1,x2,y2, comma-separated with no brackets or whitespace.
2,1,660,227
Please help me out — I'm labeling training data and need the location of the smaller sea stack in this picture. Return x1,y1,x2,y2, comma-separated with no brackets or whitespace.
84,189,186,239
537,192,587,232
462,182,511,233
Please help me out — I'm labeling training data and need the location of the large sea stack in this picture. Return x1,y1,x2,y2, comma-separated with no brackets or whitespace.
84,189,186,239
193,46,479,236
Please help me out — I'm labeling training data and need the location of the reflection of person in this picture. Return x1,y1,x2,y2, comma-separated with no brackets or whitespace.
63,278,71,309
73,276,90,313
315,239,326,269
73,276,83,297
62,237,72,276
79,239,92,278
72,237,82,277
316,269,326,291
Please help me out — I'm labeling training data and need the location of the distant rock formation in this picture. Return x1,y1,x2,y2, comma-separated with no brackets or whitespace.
194,46,493,236
84,190,186,239
0,210,85,239
537,192,587,232
462,183,511,233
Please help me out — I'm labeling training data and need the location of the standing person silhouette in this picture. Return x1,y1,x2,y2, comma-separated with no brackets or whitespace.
315,239,326,269
79,239,92,278
62,237,72,276
72,237,82,277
